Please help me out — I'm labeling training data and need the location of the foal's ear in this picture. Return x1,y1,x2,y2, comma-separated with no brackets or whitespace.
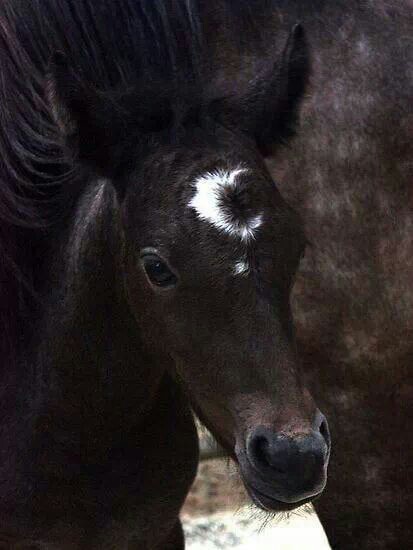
46,53,121,176
210,24,309,155
257,23,309,152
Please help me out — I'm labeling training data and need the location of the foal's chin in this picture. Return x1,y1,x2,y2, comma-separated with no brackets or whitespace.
242,474,324,513
235,455,328,513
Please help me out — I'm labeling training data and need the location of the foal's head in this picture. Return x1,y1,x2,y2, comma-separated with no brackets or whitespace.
48,25,330,512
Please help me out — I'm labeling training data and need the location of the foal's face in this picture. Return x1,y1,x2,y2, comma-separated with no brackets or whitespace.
121,136,330,512
47,20,328,513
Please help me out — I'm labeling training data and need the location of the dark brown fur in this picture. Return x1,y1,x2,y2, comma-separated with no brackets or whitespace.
0,1,411,549
267,1,413,547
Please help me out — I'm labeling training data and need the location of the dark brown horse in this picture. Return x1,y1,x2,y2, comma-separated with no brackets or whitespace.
266,2,413,548
0,1,410,549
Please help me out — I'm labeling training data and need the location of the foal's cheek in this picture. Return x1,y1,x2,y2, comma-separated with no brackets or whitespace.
122,256,162,316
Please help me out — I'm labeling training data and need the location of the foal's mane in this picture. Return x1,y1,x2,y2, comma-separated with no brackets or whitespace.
0,0,267,364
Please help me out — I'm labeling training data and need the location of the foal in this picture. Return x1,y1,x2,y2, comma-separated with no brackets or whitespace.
0,1,329,548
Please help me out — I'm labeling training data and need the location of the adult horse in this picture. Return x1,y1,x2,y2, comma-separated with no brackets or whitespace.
266,1,412,548
0,1,410,549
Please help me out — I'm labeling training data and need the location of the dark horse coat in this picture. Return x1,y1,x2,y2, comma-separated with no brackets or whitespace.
0,1,411,549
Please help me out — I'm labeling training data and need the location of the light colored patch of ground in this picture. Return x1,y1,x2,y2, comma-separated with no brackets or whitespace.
183,508,330,550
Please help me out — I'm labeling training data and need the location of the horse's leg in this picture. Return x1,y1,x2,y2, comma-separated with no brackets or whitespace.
312,372,412,550
162,520,185,550
93,520,184,550
85,374,198,550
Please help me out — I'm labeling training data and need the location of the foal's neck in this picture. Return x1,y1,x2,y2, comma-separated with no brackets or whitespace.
39,179,166,443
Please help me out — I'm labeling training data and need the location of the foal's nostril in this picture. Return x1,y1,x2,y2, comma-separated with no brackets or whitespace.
314,410,331,448
252,433,290,474
250,435,269,467
248,428,301,474
320,418,329,443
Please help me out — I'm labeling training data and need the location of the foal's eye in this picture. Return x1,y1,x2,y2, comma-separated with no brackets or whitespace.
141,253,177,289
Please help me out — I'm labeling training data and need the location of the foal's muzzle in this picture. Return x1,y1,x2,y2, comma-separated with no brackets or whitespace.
241,411,330,510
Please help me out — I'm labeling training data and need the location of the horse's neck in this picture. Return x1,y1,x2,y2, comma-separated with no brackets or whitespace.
36,179,166,444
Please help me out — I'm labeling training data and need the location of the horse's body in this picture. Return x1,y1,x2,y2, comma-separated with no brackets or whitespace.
267,3,413,547
0,1,411,549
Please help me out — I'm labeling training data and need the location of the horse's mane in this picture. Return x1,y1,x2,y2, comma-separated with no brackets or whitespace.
0,0,264,365
0,0,207,226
